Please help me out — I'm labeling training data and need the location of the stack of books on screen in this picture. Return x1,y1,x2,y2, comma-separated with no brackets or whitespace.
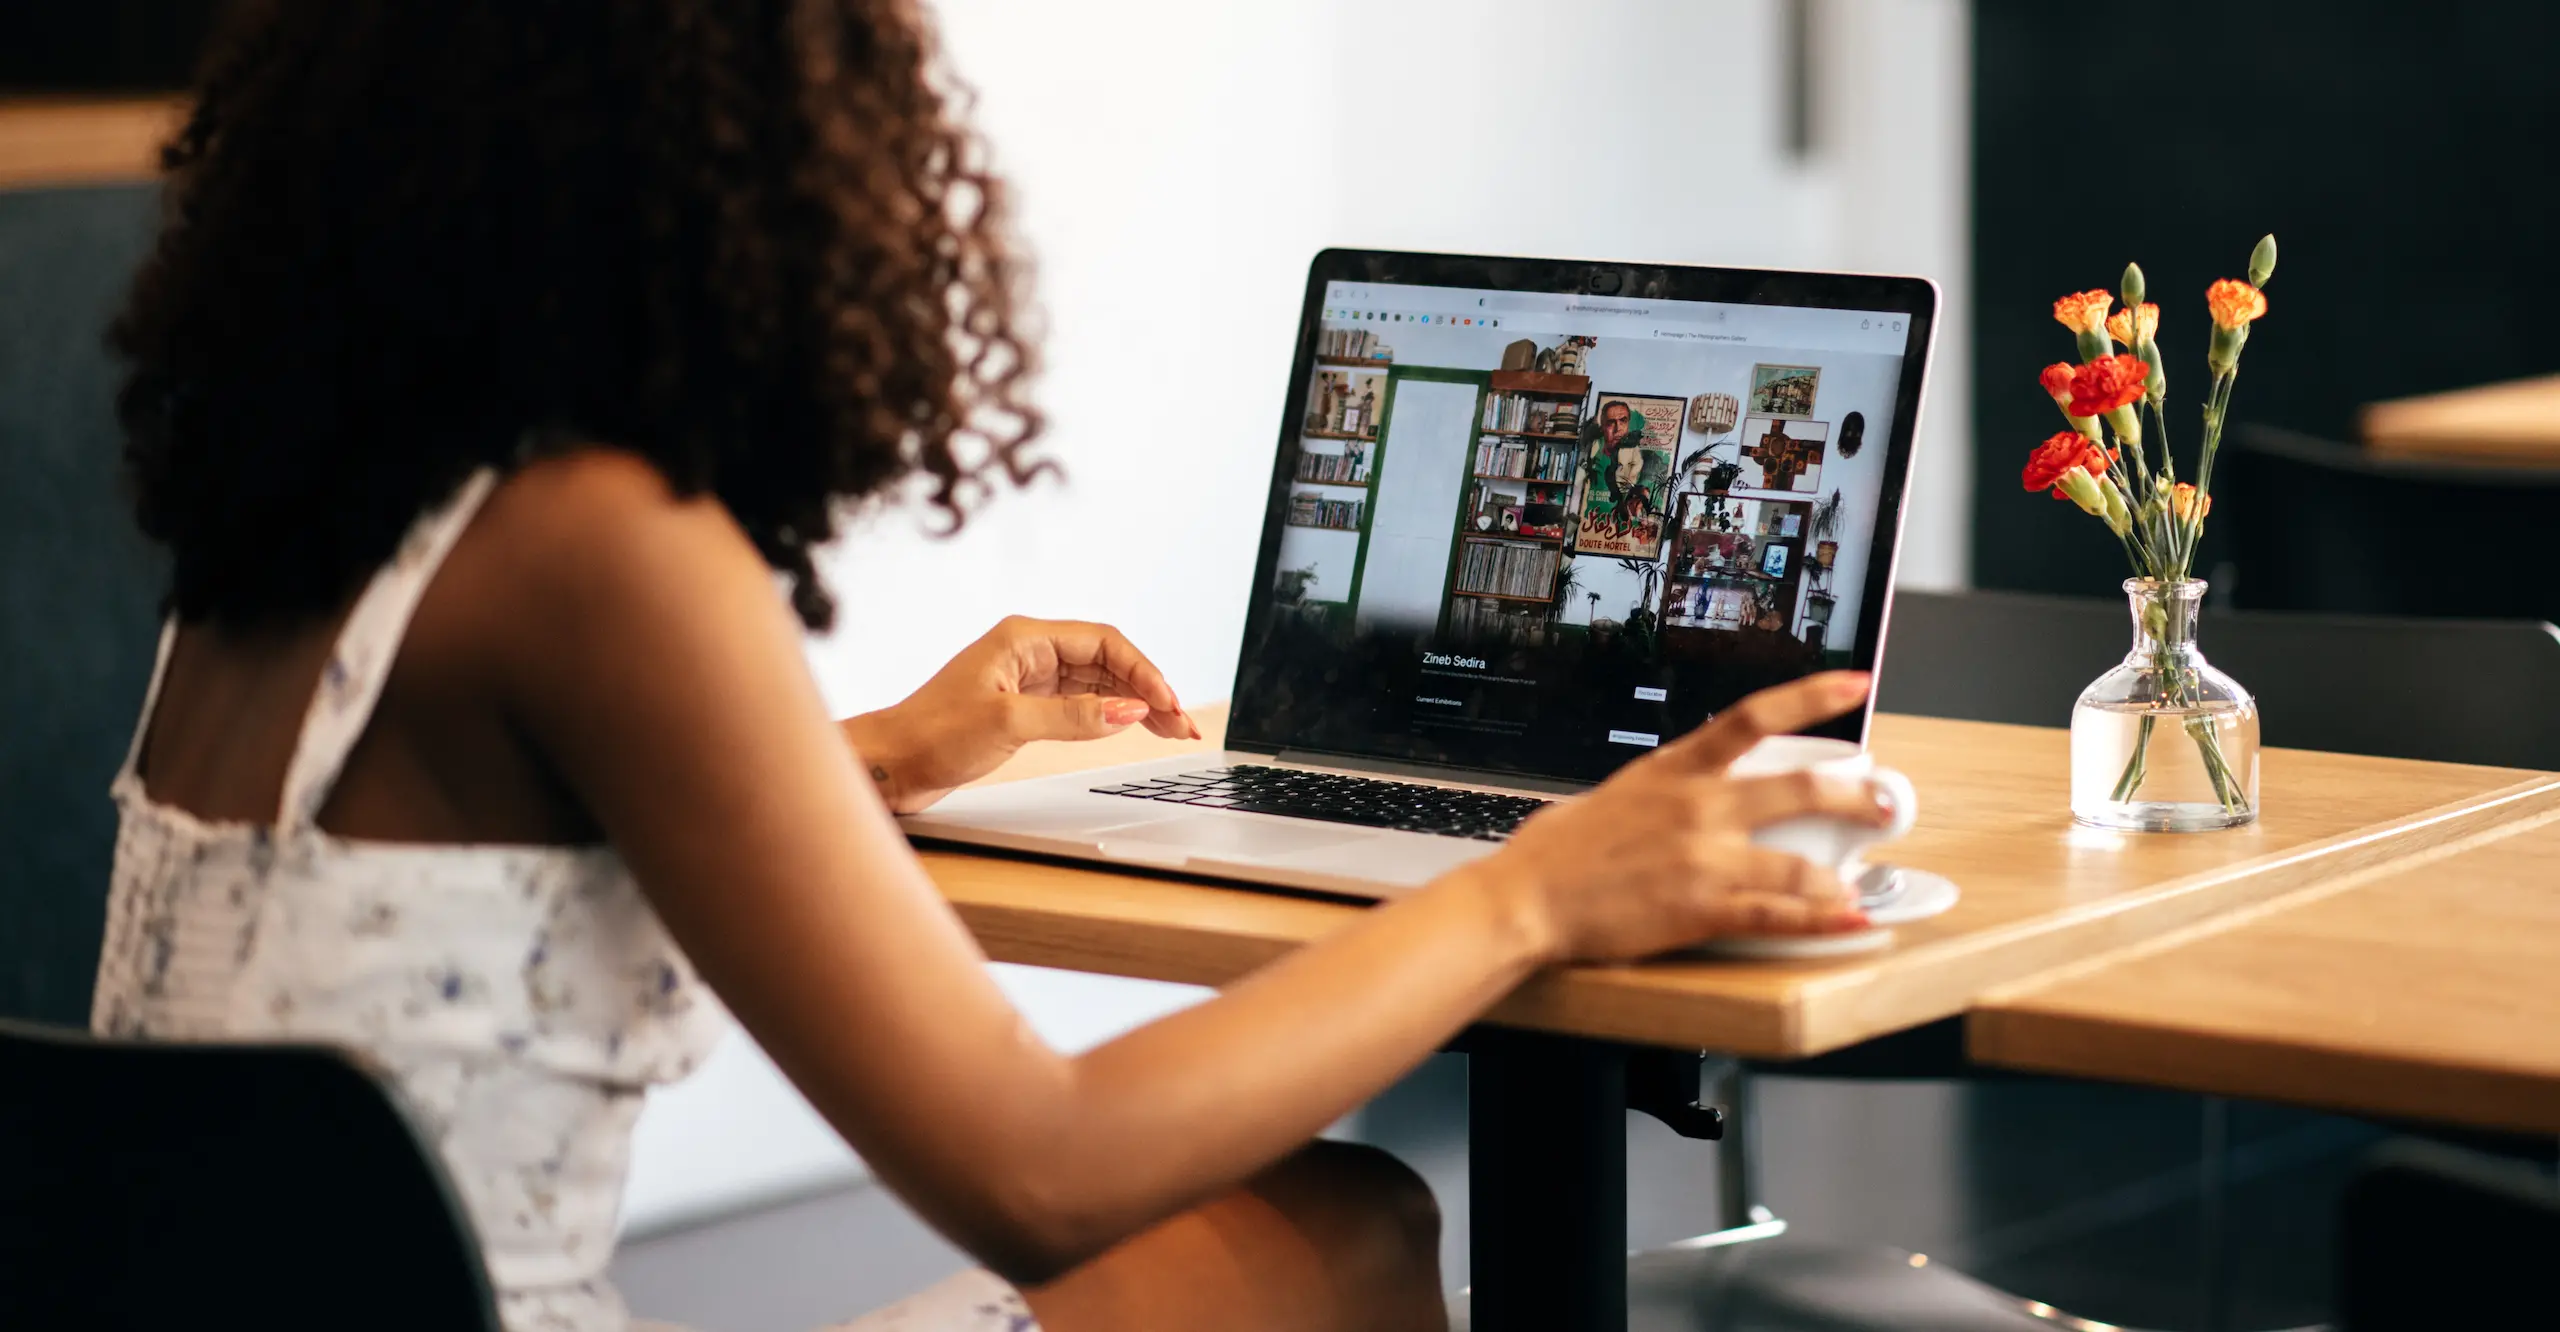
1289,492,1364,530
1319,328,1391,361
1479,393,1582,433
1454,539,1558,599
1475,439,1577,481
1296,449,1369,484
1473,438,1530,478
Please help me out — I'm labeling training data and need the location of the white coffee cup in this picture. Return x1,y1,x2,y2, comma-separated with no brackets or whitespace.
1728,735,1918,879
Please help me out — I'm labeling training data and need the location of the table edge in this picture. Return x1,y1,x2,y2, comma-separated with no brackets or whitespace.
940,764,2560,1059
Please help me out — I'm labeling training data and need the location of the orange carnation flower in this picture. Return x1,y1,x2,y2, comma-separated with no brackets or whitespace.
2206,279,2267,330
2168,482,2212,522
2022,431,2111,497
2105,302,2159,346
2051,290,2114,334
2038,362,2078,404
2065,354,2150,419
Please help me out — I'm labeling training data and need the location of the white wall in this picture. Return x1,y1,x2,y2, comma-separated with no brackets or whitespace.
625,0,1971,1237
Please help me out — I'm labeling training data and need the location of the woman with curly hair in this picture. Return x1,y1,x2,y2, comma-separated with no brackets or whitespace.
94,2,1886,1328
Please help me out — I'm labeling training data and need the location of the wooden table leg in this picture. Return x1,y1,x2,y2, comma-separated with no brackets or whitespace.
1467,1029,1627,1330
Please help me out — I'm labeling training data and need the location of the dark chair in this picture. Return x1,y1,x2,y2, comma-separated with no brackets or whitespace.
1878,587,2560,771
0,1017,502,1331
0,181,169,1025
2220,426,2560,624
2337,1138,2560,1329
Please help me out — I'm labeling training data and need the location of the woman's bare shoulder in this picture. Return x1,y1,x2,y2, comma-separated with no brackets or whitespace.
430,446,789,681
469,446,764,594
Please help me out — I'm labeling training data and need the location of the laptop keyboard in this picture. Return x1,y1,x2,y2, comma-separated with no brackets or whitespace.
1091,766,1552,842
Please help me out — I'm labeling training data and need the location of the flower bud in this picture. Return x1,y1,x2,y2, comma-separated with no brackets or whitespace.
2054,466,2110,523
2099,473,2132,535
2106,404,2143,453
2247,234,2278,289
2208,323,2249,376
2121,262,2146,310
2140,338,2167,405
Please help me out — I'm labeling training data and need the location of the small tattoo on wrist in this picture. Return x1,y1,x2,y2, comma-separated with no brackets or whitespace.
870,764,891,787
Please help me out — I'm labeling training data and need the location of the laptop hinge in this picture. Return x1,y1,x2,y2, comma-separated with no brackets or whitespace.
1271,749,1593,797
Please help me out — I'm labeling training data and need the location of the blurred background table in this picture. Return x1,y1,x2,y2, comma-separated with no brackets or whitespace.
2360,374,2560,466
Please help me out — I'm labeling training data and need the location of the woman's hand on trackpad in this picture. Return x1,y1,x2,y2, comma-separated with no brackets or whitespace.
840,615,1199,812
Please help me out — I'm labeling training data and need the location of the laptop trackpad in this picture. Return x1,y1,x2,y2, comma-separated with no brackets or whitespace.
1100,815,1374,861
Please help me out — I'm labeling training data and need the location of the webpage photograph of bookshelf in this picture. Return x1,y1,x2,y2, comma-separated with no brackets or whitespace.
1288,492,1365,531
1272,300,1903,677
1453,538,1559,600
1479,390,1582,436
1296,445,1370,484
1317,325,1393,364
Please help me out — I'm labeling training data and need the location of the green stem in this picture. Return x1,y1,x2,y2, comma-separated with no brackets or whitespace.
2187,714,2247,812
2111,633,2252,817
2111,712,2155,802
2190,370,2238,569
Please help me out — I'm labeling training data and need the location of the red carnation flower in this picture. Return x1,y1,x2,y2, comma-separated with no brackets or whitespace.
2021,431,2110,497
2066,354,2150,419
2038,362,2078,404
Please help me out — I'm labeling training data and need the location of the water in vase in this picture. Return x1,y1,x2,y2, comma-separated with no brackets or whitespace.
2070,696,2260,832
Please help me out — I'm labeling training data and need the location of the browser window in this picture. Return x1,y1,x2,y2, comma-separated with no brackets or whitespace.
1239,277,1916,781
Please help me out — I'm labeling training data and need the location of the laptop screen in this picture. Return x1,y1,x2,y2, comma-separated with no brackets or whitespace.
1226,251,1936,785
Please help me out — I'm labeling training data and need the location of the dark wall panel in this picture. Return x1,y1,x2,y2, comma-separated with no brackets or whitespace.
1971,0,2560,594
0,2,225,92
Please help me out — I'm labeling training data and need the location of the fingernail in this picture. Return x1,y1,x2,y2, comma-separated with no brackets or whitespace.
1189,720,1205,740
1103,698,1150,726
1835,671,1873,696
1832,908,1872,931
1873,791,1897,824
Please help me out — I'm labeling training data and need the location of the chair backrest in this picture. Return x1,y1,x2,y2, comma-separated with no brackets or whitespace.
0,181,168,1025
2221,426,2560,623
2339,1137,2560,1329
1878,588,2560,771
0,1018,502,1332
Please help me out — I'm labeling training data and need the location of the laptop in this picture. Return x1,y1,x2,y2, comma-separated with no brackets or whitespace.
902,249,1938,899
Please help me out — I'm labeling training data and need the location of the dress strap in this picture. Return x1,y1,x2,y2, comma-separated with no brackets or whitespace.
110,617,183,796
275,468,502,831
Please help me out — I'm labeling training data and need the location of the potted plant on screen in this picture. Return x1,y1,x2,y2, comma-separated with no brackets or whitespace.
2023,235,2275,831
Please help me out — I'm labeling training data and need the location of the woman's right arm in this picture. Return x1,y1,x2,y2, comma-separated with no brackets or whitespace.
490,453,1882,1285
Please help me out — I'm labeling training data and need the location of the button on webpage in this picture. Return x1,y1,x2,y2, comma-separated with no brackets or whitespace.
1632,686,1668,702
1607,729,1660,747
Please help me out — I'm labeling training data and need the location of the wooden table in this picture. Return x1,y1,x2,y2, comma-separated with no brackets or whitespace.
921,706,2560,1330
1971,807,2560,1138
934,708,2560,1059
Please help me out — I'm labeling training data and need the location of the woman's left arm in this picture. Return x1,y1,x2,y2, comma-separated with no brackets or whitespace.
840,617,1202,813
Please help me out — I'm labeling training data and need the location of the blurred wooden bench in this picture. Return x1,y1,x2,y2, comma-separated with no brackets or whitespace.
2362,374,2560,465
0,97,179,189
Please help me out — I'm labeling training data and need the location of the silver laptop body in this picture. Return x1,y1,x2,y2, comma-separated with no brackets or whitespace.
902,250,1938,900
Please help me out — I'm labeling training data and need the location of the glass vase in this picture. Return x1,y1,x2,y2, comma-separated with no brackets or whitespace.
2070,579,2260,832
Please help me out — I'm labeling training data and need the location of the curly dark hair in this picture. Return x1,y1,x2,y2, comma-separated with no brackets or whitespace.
113,0,1047,632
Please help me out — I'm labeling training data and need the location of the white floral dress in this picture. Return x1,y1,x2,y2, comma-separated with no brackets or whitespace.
92,468,1038,1332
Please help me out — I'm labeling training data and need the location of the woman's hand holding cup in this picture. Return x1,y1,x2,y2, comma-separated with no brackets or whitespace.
1465,671,1898,966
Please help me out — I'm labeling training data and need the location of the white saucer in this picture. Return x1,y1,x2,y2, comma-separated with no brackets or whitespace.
1681,866,1961,960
